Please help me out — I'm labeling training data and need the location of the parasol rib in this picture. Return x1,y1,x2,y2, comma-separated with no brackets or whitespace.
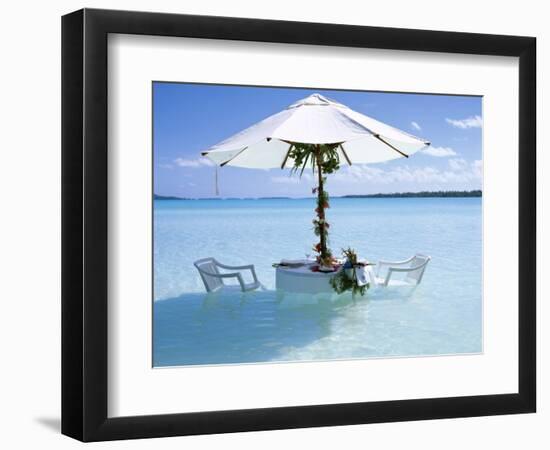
219,147,248,167
339,145,352,166
373,134,409,158
280,144,293,169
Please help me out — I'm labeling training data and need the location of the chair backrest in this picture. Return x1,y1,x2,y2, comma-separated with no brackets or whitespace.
405,254,431,284
194,258,223,292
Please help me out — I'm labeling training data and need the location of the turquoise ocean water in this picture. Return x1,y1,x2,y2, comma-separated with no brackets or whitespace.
153,197,482,367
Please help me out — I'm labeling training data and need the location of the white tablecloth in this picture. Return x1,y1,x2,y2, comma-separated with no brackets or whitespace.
275,262,375,295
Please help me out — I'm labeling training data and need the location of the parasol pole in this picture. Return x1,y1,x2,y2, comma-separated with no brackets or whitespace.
315,144,328,261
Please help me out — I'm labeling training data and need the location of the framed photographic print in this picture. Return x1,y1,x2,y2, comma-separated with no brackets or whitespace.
62,8,536,442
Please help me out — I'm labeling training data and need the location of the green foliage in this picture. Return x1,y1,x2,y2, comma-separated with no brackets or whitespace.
288,143,341,177
329,247,368,297
330,267,368,297
342,247,358,266
289,143,343,264
317,188,329,208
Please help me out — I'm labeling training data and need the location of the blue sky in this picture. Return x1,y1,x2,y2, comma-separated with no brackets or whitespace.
154,83,482,198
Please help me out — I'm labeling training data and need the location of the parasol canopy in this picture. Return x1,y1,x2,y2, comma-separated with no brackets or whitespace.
201,93,430,168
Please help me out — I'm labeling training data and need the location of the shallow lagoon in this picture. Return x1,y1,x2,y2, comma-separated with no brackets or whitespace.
153,197,482,367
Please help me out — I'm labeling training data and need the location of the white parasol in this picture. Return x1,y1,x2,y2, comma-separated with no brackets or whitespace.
202,93,430,168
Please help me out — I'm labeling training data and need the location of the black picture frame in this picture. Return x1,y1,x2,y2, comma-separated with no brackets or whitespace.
62,8,536,442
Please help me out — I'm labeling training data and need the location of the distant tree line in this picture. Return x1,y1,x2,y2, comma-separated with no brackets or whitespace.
343,190,482,198
154,194,188,200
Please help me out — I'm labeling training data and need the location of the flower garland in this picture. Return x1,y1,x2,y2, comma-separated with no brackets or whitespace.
288,143,341,266
312,184,333,266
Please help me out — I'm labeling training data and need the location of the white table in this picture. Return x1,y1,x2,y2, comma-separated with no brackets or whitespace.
275,261,375,299
276,263,337,296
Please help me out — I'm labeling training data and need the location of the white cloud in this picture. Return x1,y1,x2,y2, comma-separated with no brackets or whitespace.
158,163,173,169
174,157,214,168
410,121,421,131
271,176,301,185
420,146,457,157
471,159,483,179
445,115,482,129
448,158,468,171
271,173,312,184
333,158,482,186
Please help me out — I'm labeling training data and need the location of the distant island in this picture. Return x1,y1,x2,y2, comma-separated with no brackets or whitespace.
154,194,189,200
343,190,482,198
155,190,481,200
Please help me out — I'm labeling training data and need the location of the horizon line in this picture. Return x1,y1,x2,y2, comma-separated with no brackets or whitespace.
154,189,483,201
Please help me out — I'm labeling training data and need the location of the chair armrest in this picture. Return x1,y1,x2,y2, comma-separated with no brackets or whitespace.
377,256,415,276
389,261,428,273
215,262,258,283
247,265,259,283
378,256,415,267
383,267,412,286
383,261,429,286
213,271,246,290
199,270,246,289
217,262,254,271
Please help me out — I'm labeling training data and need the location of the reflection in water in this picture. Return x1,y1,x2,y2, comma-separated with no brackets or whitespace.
153,288,446,367
154,290,356,367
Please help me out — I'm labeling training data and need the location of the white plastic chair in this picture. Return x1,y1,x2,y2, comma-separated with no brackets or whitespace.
372,254,431,287
194,258,262,293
